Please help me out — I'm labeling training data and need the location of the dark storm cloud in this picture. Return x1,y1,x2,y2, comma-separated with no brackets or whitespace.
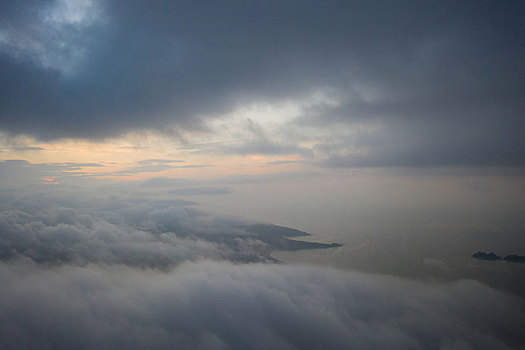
1,0,523,167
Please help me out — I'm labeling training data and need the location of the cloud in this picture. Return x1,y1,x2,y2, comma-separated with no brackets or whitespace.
138,171,321,188
0,187,523,349
118,164,214,174
0,160,105,185
0,146,44,151
0,203,223,267
137,159,185,165
115,164,177,175
266,160,301,166
0,159,218,184
213,119,311,157
0,194,284,267
170,186,232,196
112,164,214,176
0,0,106,75
299,99,525,167
140,177,196,187
0,261,523,349
0,0,522,168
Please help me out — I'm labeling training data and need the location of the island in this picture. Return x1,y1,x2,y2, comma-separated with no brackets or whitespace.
472,252,502,261
503,255,525,263
243,224,343,251
472,252,525,263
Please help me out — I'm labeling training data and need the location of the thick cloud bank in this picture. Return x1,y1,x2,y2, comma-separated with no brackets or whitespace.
0,196,283,266
0,261,524,350
1,1,523,167
0,190,524,349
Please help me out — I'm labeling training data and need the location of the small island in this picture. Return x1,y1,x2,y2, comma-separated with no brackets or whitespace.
503,255,525,263
472,252,525,263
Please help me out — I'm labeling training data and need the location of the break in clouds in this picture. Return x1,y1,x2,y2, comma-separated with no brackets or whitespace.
0,188,524,349
0,0,524,167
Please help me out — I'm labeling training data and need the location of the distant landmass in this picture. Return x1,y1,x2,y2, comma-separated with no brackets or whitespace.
503,255,525,263
244,224,343,251
187,223,342,263
472,252,525,263
472,252,502,261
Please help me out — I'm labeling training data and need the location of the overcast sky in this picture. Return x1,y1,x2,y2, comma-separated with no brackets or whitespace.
0,0,523,173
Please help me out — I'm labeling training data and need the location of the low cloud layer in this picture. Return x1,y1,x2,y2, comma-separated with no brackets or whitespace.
0,195,279,266
0,188,523,348
0,261,523,350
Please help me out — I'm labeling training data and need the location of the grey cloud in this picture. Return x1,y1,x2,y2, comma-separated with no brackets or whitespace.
215,171,321,185
0,160,217,184
116,164,176,175
2,190,341,267
221,140,307,157
140,177,197,187
170,186,232,196
173,164,215,169
0,187,524,349
301,99,525,167
0,146,44,151
172,141,236,151
0,160,53,184
63,162,103,167
137,159,184,165
216,120,311,157
266,160,301,166
139,171,321,189
0,203,224,267
0,261,523,350
0,0,521,170
120,164,215,175
0,160,104,185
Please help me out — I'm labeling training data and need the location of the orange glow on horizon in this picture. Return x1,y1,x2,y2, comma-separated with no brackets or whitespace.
0,133,308,183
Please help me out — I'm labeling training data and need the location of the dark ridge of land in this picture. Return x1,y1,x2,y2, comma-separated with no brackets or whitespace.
503,255,525,263
145,223,342,263
472,252,502,261
472,252,525,263
244,224,343,251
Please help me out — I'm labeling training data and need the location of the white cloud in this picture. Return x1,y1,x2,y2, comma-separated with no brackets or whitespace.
0,185,523,349
0,261,522,349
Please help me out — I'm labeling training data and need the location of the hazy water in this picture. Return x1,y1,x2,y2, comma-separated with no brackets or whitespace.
273,226,525,298
191,173,525,297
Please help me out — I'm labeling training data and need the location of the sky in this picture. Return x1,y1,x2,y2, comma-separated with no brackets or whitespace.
0,0,524,349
